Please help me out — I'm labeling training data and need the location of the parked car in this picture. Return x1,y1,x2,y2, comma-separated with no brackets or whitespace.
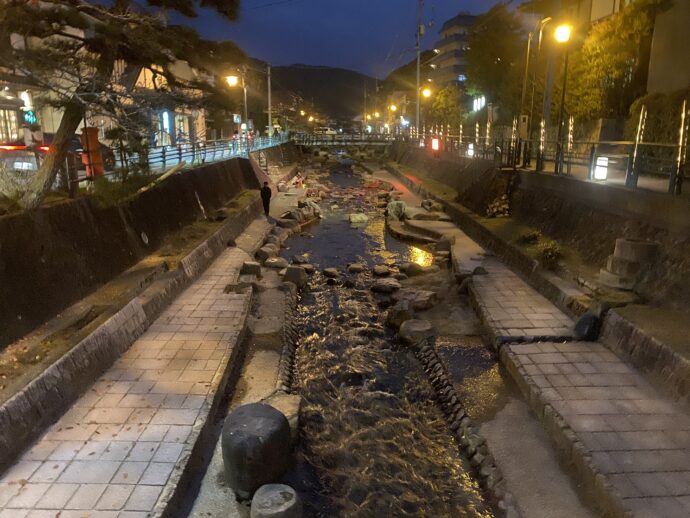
314,127,337,136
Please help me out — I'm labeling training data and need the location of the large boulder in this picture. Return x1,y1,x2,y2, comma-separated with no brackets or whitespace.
283,266,308,289
386,300,414,329
386,200,407,220
347,263,366,273
393,289,438,310
292,254,309,265
371,278,402,293
241,261,262,276
399,319,435,344
400,262,425,277
573,312,599,341
265,257,289,269
323,268,339,278
222,404,292,499
373,265,391,277
257,245,278,262
349,213,369,223
251,484,302,518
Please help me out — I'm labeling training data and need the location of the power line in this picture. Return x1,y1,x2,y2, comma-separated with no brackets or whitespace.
247,0,307,10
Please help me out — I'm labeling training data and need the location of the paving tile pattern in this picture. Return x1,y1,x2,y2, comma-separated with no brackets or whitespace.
472,259,573,340
0,246,253,517
507,341,690,517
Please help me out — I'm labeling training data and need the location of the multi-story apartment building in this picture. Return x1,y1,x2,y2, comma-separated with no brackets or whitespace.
429,12,476,87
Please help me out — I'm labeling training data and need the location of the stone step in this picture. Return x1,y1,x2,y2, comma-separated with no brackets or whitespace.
612,238,658,263
599,268,636,290
386,219,437,244
606,255,641,278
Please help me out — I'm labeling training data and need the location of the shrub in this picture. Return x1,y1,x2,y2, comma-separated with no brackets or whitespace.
515,230,541,245
538,241,563,270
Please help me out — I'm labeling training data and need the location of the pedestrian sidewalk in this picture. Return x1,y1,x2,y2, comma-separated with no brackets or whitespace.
0,221,268,517
503,341,690,518
471,258,573,343
467,253,690,517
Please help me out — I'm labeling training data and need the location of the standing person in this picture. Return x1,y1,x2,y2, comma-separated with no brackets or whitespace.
260,181,272,218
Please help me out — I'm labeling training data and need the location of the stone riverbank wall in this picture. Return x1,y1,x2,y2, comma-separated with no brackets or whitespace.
0,148,296,351
388,143,690,310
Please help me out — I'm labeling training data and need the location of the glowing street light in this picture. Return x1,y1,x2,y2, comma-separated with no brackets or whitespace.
554,23,573,175
308,115,314,122
389,104,397,112
554,24,572,43
225,75,240,87
422,88,431,98
300,110,306,116
374,111,380,118
366,114,372,120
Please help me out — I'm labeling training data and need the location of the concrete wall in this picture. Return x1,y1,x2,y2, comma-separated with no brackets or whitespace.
393,146,690,308
0,156,263,350
647,0,690,94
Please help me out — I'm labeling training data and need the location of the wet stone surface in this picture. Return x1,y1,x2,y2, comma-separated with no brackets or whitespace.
278,165,494,517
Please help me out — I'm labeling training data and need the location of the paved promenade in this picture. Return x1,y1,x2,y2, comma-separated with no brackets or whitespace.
0,240,257,517
472,258,573,342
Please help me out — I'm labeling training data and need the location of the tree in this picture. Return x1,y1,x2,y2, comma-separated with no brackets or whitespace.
429,84,466,128
566,0,672,121
0,0,243,209
465,3,526,123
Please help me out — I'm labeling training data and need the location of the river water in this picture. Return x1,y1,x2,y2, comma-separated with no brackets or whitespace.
280,164,498,517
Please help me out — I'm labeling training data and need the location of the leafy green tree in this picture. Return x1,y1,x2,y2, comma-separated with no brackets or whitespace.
429,84,467,127
465,3,526,123
0,0,243,209
566,0,672,120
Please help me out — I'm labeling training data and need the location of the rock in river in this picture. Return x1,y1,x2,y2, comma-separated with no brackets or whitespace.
265,257,289,269
386,300,414,329
371,278,402,293
323,268,339,278
399,319,435,344
347,263,366,273
393,289,438,310
283,266,308,289
373,265,391,277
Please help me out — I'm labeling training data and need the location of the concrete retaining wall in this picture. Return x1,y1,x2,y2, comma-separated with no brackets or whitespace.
0,157,264,351
0,197,262,473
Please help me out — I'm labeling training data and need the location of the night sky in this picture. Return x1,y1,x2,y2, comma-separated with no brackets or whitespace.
186,0,501,78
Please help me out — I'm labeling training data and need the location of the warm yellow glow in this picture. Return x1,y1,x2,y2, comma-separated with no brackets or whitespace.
366,114,372,120
226,75,240,87
308,115,314,122
554,24,572,43
300,110,306,116
389,104,397,112
374,112,380,118
422,88,431,98
410,246,433,267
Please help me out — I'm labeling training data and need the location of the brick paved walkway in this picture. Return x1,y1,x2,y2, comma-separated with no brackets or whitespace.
504,341,690,517
472,258,573,341
0,245,254,517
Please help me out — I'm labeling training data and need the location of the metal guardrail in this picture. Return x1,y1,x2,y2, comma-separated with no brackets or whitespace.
294,133,396,146
406,133,688,196
109,135,287,174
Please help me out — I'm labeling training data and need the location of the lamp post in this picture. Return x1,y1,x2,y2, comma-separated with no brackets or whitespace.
554,23,572,176
226,63,272,135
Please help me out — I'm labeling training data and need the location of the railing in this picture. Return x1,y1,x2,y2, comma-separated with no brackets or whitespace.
294,133,397,146
409,133,689,196
108,135,287,174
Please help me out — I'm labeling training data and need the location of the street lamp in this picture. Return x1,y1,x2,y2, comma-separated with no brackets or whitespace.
226,75,239,87
554,23,572,175
226,64,273,135
374,111,380,118
389,105,397,112
422,88,431,98
300,110,306,117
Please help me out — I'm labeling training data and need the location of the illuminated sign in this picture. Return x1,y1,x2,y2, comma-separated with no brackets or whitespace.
23,110,37,125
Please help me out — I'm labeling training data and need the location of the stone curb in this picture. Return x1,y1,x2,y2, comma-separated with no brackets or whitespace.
382,163,590,319
601,310,690,410
276,286,300,392
410,336,521,518
500,345,630,518
0,197,262,475
152,284,254,518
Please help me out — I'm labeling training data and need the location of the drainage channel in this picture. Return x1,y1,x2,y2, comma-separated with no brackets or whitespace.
277,163,512,517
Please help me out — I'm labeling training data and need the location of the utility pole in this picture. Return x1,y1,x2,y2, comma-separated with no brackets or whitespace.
415,0,423,134
267,63,272,135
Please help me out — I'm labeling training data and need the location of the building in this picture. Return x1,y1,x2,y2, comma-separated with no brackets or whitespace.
429,12,476,87
647,0,690,94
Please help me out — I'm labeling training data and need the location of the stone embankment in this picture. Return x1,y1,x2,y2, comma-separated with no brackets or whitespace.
379,160,690,518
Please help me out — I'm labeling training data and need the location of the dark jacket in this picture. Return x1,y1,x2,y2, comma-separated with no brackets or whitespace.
260,186,272,202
